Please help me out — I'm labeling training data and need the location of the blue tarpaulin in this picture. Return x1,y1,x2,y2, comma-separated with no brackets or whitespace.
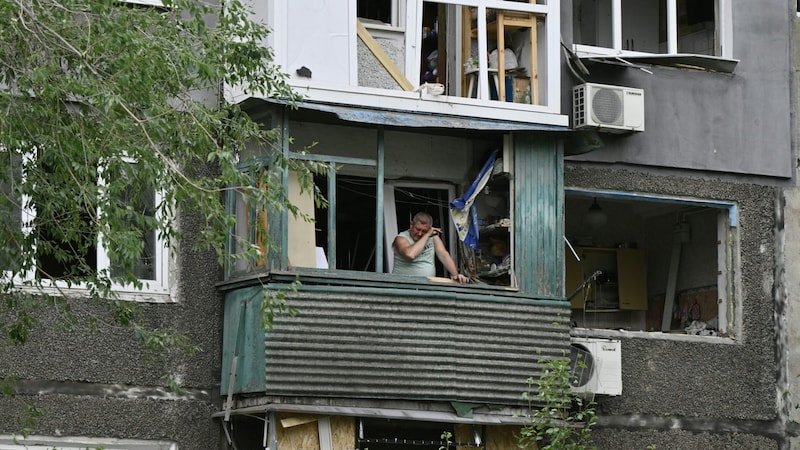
449,150,499,251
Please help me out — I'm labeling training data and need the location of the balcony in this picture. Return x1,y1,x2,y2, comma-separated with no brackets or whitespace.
220,271,571,408
239,0,568,128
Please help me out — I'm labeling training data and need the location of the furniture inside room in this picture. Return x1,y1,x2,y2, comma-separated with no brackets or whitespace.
462,2,540,104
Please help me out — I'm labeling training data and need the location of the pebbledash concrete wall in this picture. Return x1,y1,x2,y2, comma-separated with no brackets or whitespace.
564,166,782,449
0,205,226,449
560,0,797,448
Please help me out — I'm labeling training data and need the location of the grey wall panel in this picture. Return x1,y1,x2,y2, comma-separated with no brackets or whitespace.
563,3,793,179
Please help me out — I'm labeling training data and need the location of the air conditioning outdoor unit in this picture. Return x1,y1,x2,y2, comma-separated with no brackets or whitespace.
569,337,622,396
573,82,645,133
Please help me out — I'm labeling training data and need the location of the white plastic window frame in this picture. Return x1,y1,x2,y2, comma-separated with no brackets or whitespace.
406,0,560,110
358,0,406,29
119,0,165,6
0,435,177,450
573,0,733,59
96,156,171,296
7,155,171,301
0,148,23,282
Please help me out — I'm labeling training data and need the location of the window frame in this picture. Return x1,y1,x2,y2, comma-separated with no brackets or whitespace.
564,189,739,338
357,0,405,29
226,133,515,287
573,0,733,60
0,435,177,450
383,180,458,274
2,154,171,301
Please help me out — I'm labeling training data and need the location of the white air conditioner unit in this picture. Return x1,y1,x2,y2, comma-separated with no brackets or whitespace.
573,83,645,133
569,337,622,396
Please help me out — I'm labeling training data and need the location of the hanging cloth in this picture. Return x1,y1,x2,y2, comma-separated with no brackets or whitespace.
449,149,499,251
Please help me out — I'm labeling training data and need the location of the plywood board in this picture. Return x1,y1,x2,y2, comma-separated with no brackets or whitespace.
276,412,321,450
331,415,356,450
287,171,318,268
274,413,355,450
357,19,414,91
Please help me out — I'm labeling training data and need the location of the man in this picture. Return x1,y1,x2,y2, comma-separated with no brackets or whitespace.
393,212,470,284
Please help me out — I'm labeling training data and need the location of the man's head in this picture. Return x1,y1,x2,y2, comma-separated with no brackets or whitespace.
409,212,433,240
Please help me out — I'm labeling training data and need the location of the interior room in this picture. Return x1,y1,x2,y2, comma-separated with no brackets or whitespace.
284,120,509,283
564,190,733,335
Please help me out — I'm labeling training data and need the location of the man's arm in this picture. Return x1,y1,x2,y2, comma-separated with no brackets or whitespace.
394,229,435,260
432,236,469,284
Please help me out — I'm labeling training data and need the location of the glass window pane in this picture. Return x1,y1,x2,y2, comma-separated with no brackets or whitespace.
110,180,156,281
621,0,661,53
34,154,97,280
0,149,22,272
574,0,612,48
676,0,716,56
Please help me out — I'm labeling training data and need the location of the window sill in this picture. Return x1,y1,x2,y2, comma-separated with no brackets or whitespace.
14,283,174,303
573,45,739,74
571,327,737,344
358,19,405,34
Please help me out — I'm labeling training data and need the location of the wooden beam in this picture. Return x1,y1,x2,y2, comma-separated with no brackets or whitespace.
356,19,415,91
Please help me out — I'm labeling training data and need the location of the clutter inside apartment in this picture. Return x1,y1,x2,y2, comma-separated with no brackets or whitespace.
417,2,537,103
564,192,734,336
462,150,513,286
225,413,523,450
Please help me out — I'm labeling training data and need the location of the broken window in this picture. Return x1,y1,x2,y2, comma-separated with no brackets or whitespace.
437,1,544,103
228,122,513,286
0,148,168,293
0,148,22,275
0,435,177,449
224,412,521,450
358,0,397,26
565,190,736,336
573,0,727,57
355,0,550,106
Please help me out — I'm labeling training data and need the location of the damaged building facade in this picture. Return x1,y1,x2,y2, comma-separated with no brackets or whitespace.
220,0,800,449
3,0,800,449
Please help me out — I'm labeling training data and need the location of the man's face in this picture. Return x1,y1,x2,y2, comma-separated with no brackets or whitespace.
409,221,431,241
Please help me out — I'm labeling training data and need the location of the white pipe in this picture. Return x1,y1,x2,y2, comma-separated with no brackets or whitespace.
667,0,677,54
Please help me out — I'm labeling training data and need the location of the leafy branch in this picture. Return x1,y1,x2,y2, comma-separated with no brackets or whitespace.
519,352,598,450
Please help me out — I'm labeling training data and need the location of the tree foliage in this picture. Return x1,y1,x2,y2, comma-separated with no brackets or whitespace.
0,0,319,349
519,354,598,450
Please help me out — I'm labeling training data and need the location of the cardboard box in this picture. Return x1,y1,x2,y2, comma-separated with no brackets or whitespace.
513,77,531,104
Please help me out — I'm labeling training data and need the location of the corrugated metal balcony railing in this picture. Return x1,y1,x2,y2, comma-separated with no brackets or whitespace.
221,272,571,408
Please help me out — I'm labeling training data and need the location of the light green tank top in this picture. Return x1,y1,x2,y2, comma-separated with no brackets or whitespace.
392,230,435,277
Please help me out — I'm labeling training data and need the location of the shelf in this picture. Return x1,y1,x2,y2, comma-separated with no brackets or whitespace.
479,220,511,234
465,6,541,103
470,15,539,38
477,266,510,278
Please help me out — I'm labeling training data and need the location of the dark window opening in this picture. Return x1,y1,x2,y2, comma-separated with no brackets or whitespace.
34,154,98,281
420,2,446,85
109,177,156,281
565,192,732,335
358,418,457,450
314,174,378,272
358,0,392,24
227,414,265,449
0,149,22,272
391,184,453,278
573,0,720,56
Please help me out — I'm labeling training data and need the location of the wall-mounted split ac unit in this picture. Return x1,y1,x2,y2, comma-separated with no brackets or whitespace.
569,337,622,396
573,83,645,133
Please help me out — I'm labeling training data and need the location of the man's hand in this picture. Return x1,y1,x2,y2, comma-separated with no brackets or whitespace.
451,273,470,284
